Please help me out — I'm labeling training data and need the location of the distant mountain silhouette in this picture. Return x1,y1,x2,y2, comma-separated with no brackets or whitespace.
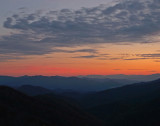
0,86,103,126
80,78,160,107
79,74,160,81
17,85,52,96
78,78,160,126
0,75,136,92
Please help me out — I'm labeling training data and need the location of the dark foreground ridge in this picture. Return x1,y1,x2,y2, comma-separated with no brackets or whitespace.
80,78,160,126
17,85,53,96
0,86,103,126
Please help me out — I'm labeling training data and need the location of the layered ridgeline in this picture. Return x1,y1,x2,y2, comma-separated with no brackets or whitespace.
2,77,160,126
0,86,103,126
80,74,160,82
0,76,137,92
2,74,160,92
78,78,160,126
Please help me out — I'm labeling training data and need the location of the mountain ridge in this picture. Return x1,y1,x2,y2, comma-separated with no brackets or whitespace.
0,86,103,126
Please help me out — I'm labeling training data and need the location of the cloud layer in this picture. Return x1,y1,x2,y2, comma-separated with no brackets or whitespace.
1,0,160,60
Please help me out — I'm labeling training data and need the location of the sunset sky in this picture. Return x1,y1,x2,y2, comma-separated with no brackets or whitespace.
0,0,160,76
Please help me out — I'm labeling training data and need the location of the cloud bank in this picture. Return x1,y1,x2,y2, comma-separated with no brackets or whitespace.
1,0,160,60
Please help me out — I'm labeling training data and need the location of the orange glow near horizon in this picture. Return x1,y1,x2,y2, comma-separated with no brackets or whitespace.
0,42,160,76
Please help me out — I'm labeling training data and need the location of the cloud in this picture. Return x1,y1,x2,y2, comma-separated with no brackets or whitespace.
137,53,160,58
72,55,99,59
123,58,148,60
72,52,110,59
72,52,160,61
0,34,54,55
54,49,98,53
0,54,25,62
1,0,160,61
110,53,160,61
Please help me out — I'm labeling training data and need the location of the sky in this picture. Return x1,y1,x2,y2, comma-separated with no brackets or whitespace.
0,0,160,76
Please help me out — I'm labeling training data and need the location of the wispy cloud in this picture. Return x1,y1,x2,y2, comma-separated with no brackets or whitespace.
72,55,99,59
123,58,147,60
55,49,98,53
0,54,26,62
136,53,160,58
